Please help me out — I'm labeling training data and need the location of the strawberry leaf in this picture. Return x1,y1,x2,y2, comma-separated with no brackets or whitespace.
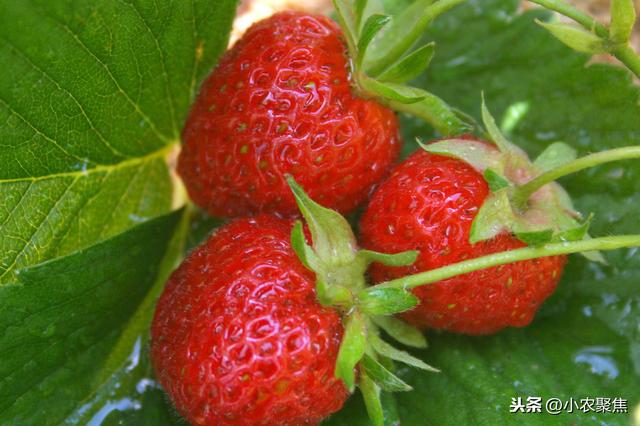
0,0,236,422
0,212,181,423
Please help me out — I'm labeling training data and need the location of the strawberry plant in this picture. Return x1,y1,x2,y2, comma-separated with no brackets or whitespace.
1,0,640,426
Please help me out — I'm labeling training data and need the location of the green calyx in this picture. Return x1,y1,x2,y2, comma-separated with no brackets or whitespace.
332,0,473,136
421,96,606,261
287,177,436,426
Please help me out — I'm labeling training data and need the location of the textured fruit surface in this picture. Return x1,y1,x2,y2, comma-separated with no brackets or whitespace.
151,216,348,426
179,11,402,218
359,139,567,335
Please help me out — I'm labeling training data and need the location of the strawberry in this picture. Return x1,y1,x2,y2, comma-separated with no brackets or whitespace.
359,139,568,335
178,11,402,218
358,95,616,335
150,215,349,425
151,180,443,426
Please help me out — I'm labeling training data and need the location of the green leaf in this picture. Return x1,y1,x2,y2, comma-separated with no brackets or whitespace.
357,14,391,68
0,211,181,424
357,286,419,315
0,0,237,284
378,42,436,84
371,316,427,349
0,0,237,422
534,141,578,172
361,354,413,392
336,311,368,392
370,333,439,372
536,20,607,54
609,0,636,44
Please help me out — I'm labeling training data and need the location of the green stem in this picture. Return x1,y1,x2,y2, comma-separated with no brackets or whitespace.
377,235,640,291
512,145,640,208
612,44,640,79
527,0,640,80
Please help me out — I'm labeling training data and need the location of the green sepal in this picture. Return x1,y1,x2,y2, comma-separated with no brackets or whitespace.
469,189,513,244
335,310,367,392
354,0,368,31
419,138,503,172
484,168,510,192
535,20,607,54
378,42,436,84
357,287,419,315
370,333,439,372
290,220,318,270
610,0,636,44
361,354,413,392
288,176,357,265
359,371,384,426
481,94,521,154
357,249,419,267
357,14,391,68
359,77,426,104
514,229,555,246
364,0,464,77
534,141,578,172
316,276,354,307
371,316,427,348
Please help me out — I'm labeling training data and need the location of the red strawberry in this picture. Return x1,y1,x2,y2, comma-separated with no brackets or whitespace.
360,137,568,335
178,11,402,218
150,215,348,426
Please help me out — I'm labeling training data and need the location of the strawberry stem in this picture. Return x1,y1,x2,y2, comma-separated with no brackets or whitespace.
528,0,640,79
512,145,640,209
376,234,640,291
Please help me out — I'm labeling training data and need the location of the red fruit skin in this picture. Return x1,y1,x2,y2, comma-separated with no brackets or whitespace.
359,139,567,335
178,11,402,218
151,216,348,426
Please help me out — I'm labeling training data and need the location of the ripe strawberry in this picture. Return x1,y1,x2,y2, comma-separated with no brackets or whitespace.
360,136,568,335
150,215,348,426
178,11,402,218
